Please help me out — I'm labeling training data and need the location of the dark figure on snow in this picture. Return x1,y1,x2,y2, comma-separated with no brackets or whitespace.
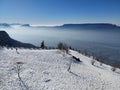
40,41,45,49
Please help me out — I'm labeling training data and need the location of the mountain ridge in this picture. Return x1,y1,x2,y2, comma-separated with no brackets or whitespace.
54,23,120,30
0,31,37,48
0,23,120,30
0,23,31,28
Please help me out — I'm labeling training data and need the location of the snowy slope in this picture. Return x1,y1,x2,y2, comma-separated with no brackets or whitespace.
0,48,120,90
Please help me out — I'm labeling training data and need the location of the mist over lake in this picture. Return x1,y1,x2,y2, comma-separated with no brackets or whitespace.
1,26,120,65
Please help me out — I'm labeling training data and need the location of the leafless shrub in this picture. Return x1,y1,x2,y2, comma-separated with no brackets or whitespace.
111,67,116,72
91,59,95,65
100,62,103,66
15,62,24,78
67,61,72,72
0,76,4,89
57,42,69,56
15,62,29,89
112,64,120,69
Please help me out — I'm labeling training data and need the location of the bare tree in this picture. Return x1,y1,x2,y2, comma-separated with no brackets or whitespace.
57,42,69,56
15,48,19,54
15,62,29,90
15,62,24,78
91,59,95,66
40,40,45,49
67,61,72,73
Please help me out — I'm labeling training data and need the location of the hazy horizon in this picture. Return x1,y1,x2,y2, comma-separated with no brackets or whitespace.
0,22,120,27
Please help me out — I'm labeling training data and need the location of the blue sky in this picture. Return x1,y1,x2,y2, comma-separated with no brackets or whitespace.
0,0,120,26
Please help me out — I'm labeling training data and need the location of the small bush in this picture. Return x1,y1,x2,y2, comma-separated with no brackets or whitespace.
67,62,72,72
91,60,95,65
112,64,120,69
57,42,69,54
15,62,25,78
111,67,116,72
99,60,104,66
100,62,103,66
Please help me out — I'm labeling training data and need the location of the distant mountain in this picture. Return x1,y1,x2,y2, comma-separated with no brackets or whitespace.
21,24,30,27
10,23,31,27
0,23,11,28
0,23,31,28
0,31,37,48
54,23,120,30
1,23,120,30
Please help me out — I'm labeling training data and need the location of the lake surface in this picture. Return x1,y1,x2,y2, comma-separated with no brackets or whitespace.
0,26,120,65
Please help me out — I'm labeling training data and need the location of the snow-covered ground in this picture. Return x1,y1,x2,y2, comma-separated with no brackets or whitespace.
0,48,120,90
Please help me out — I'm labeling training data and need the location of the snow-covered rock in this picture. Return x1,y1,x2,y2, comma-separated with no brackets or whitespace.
0,48,120,90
